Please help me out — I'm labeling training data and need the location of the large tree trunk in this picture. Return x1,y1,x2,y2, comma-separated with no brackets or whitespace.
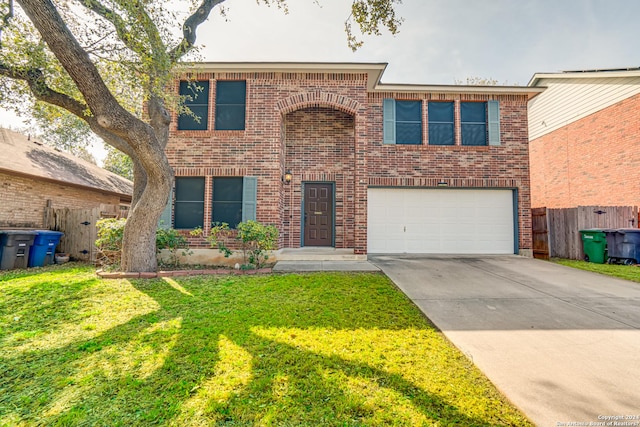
17,0,174,272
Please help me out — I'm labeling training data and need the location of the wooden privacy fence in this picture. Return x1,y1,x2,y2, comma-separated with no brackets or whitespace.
532,206,638,260
44,204,127,262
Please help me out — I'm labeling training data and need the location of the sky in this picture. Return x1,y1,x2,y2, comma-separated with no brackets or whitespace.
1,0,638,160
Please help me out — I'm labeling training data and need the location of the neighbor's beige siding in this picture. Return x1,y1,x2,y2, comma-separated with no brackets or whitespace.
528,76,640,140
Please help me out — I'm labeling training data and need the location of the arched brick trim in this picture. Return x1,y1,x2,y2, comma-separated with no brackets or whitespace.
276,90,361,116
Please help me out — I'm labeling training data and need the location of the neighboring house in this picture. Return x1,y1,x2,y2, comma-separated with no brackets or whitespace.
528,68,640,209
164,62,542,256
0,128,132,229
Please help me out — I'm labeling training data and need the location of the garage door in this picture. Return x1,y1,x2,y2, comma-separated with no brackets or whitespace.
368,188,515,254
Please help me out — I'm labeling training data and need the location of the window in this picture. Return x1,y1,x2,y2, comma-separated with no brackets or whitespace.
178,81,209,131
215,81,246,130
461,102,487,146
428,102,454,145
212,177,244,228
174,177,205,229
383,99,422,145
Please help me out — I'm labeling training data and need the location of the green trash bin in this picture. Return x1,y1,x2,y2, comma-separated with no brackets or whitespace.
579,229,608,264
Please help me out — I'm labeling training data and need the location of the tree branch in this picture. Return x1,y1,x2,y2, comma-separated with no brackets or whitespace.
0,60,134,157
169,0,226,61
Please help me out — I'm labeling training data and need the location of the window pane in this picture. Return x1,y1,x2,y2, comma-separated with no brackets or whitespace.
429,123,455,145
178,106,208,131
175,177,205,201
174,177,205,229
212,177,244,228
212,202,242,228
462,123,487,146
428,102,454,122
213,178,243,201
396,122,422,145
181,81,210,106
216,81,246,104
215,105,246,130
396,100,421,121
174,202,204,229
461,102,486,123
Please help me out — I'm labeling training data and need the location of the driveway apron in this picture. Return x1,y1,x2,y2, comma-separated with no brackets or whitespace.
369,255,640,427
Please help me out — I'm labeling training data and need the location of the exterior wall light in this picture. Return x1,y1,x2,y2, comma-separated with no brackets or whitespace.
283,170,292,184
437,181,448,187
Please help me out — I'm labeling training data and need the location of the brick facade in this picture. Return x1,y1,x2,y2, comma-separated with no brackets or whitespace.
166,64,534,254
530,93,640,208
0,172,123,228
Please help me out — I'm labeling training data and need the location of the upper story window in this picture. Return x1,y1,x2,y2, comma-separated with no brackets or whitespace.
215,81,246,131
383,99,422,145
178,81,209,131
383,98,501,146
174,177,205,229
461,102,488,146
428,102,454,146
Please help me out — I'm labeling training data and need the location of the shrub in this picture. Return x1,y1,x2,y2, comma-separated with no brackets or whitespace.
208,220,279,268
95,219,190,269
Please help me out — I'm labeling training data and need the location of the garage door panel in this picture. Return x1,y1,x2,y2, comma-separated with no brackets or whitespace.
368,188,515,254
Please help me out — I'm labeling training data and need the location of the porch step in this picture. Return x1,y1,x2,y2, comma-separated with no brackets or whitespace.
275,248,367,261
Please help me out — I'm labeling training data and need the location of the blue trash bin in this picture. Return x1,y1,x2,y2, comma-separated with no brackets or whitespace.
0,230,38,270
28,230,65,267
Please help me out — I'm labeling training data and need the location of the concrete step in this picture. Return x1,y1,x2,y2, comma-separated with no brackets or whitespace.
275,248,367,261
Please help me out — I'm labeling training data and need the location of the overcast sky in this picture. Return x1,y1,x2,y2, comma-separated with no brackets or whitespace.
1,0,638,144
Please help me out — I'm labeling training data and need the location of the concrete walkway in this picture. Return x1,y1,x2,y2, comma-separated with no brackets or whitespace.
369,255,640,427
273,260,380,272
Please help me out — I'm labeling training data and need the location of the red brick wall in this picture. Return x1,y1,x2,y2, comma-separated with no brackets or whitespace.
166,72,532,253
530,93,640,208
366,94,532,252
0,172,122,228
283,107,355,248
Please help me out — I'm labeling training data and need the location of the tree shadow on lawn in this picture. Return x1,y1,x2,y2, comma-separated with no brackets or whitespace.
0,273,530,426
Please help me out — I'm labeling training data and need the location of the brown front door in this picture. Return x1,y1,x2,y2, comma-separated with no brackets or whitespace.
304,183,333,246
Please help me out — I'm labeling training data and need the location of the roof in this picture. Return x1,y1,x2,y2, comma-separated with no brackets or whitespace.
182,61,545,99
528,67,640,86
0,128,133,200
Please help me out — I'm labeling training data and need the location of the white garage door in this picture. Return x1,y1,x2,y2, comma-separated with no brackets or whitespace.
368,188,515,254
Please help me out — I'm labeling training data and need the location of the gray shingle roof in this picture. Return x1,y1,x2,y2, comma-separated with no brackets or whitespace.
0,128,132,198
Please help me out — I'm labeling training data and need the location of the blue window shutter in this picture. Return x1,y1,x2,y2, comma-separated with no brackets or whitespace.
383,98,396,144
158,187,173,229
242,176,257,222
488,100,501,146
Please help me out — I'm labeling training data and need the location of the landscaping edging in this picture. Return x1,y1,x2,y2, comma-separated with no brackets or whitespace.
96,267,273,279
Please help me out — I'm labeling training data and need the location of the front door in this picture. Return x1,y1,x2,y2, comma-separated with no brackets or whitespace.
304,183,333,246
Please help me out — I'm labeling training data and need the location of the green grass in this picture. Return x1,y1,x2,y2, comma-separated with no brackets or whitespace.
1,264,532,426
552,258,640,283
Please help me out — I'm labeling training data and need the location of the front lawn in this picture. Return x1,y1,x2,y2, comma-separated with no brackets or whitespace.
0,264,531,426
552,258,640,283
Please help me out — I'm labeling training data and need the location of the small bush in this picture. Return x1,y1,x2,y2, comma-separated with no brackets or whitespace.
208,220,278,268
95,219,190,269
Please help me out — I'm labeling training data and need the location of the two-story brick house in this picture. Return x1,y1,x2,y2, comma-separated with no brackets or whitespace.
163,62,542,257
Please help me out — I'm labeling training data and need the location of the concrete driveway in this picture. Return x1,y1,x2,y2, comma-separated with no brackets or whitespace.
369,255,640,427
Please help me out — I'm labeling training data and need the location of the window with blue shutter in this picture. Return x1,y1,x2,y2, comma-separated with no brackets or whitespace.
212,177,244,228
383,99,422,145
215,81,246,131
428,102,455,146
178,81,209,131
461,102,488,146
